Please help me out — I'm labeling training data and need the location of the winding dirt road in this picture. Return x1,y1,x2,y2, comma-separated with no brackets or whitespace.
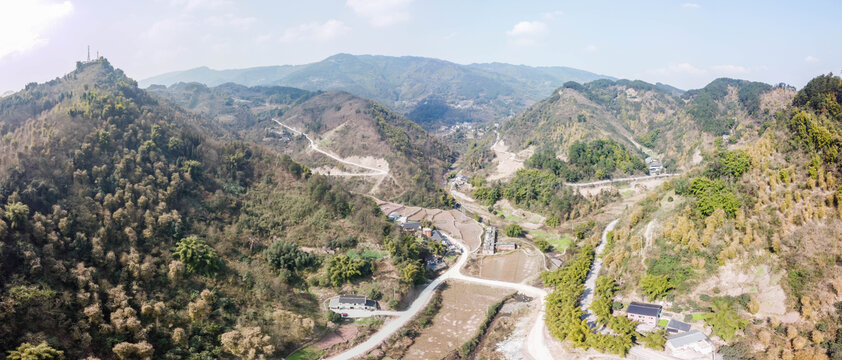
279,124,553,359
273,119,389,177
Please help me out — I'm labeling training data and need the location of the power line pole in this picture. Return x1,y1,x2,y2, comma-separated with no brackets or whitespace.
87,45,90,61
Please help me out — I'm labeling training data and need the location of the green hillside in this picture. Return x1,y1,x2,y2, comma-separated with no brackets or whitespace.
140,54,613,127
502,77,794,173
0,60,437,359
151,82,456,208
598,74,842,359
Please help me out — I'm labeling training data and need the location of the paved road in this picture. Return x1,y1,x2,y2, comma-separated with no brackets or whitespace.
282,125,677,359
326,227,554,360
581,219,619,327
326,233,469,360
273,119,388,177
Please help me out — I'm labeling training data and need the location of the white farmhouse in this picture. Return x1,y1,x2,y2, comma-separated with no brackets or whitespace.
666,330,714,355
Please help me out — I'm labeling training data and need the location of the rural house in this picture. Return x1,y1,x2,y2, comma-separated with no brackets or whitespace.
645,157,664,175
387,211,401,221
625,302,662,326
495,242,517,252
401,221,421,233
666,319,692,334
328,294,378,313
482,226,497,255
666,330,713,355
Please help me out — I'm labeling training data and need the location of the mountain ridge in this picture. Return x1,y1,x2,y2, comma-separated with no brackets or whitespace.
139,54,615,127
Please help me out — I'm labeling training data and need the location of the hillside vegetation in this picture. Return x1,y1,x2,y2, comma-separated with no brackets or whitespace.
141,54,613,127
597,74,842,359
502,77,794,173
0,60,438,359
151,82,456,208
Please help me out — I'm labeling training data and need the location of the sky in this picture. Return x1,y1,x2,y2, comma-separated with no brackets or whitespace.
0,0,840,94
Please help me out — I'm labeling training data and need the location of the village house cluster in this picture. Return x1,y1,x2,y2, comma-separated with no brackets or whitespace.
624,301,714,356
387,211,460,271
645,157,665,175
480,226,518,255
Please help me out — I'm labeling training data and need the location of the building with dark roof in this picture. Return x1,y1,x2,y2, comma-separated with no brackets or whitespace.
625,302,662,326
667,319,692,334
401,221,421,233
328,294,378,312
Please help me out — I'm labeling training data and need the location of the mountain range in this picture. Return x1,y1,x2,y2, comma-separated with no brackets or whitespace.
140,54,615,127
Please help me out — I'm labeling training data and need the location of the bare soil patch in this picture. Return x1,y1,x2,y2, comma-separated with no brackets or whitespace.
488,139,533,181
314,324,360,349
690,263,788,318
402,281,509,360
467,251,543,284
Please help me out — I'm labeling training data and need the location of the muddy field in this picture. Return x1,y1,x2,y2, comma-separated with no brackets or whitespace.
401,281,511,360
466,251,544,284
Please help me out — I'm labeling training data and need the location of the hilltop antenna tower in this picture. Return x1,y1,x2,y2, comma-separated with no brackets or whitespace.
87,45,90,61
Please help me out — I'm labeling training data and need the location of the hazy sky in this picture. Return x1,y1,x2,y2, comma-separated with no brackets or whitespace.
1,0,840,93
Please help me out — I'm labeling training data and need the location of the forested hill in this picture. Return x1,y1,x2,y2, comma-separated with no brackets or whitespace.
0,59,399,358
151,82,456,208
502,77,794,172
141,54,614,127
596,74,842,359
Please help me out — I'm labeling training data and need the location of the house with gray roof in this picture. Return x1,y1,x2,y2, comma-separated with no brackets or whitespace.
667,319,692,334
625,302,662,326
401,221,421,233
328,294,378,313
666,330,713,354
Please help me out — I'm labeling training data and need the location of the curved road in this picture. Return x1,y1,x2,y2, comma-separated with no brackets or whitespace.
273,119,388,177
281,127,553,360
327,230,553,360
281,122,657,359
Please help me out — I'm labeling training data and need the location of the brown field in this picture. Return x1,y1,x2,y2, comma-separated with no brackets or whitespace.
467,250,543,283
377,201,483,252
401,281,511,360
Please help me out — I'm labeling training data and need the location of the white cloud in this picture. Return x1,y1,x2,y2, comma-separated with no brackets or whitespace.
585,44,598,52
280,20,350,42
206,14,256,29
805,55,820,63
255,34,272,44
170,0,228,10
346,0,413,27
711,64,748,73
652,63,707,76
0,0,73,59
542,10,564,20
506,21,548,37
506,21,548,46
682,3,701,8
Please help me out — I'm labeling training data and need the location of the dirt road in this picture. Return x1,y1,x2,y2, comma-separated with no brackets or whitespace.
581,219,619,327
274,119,389,177
564,173,677,187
